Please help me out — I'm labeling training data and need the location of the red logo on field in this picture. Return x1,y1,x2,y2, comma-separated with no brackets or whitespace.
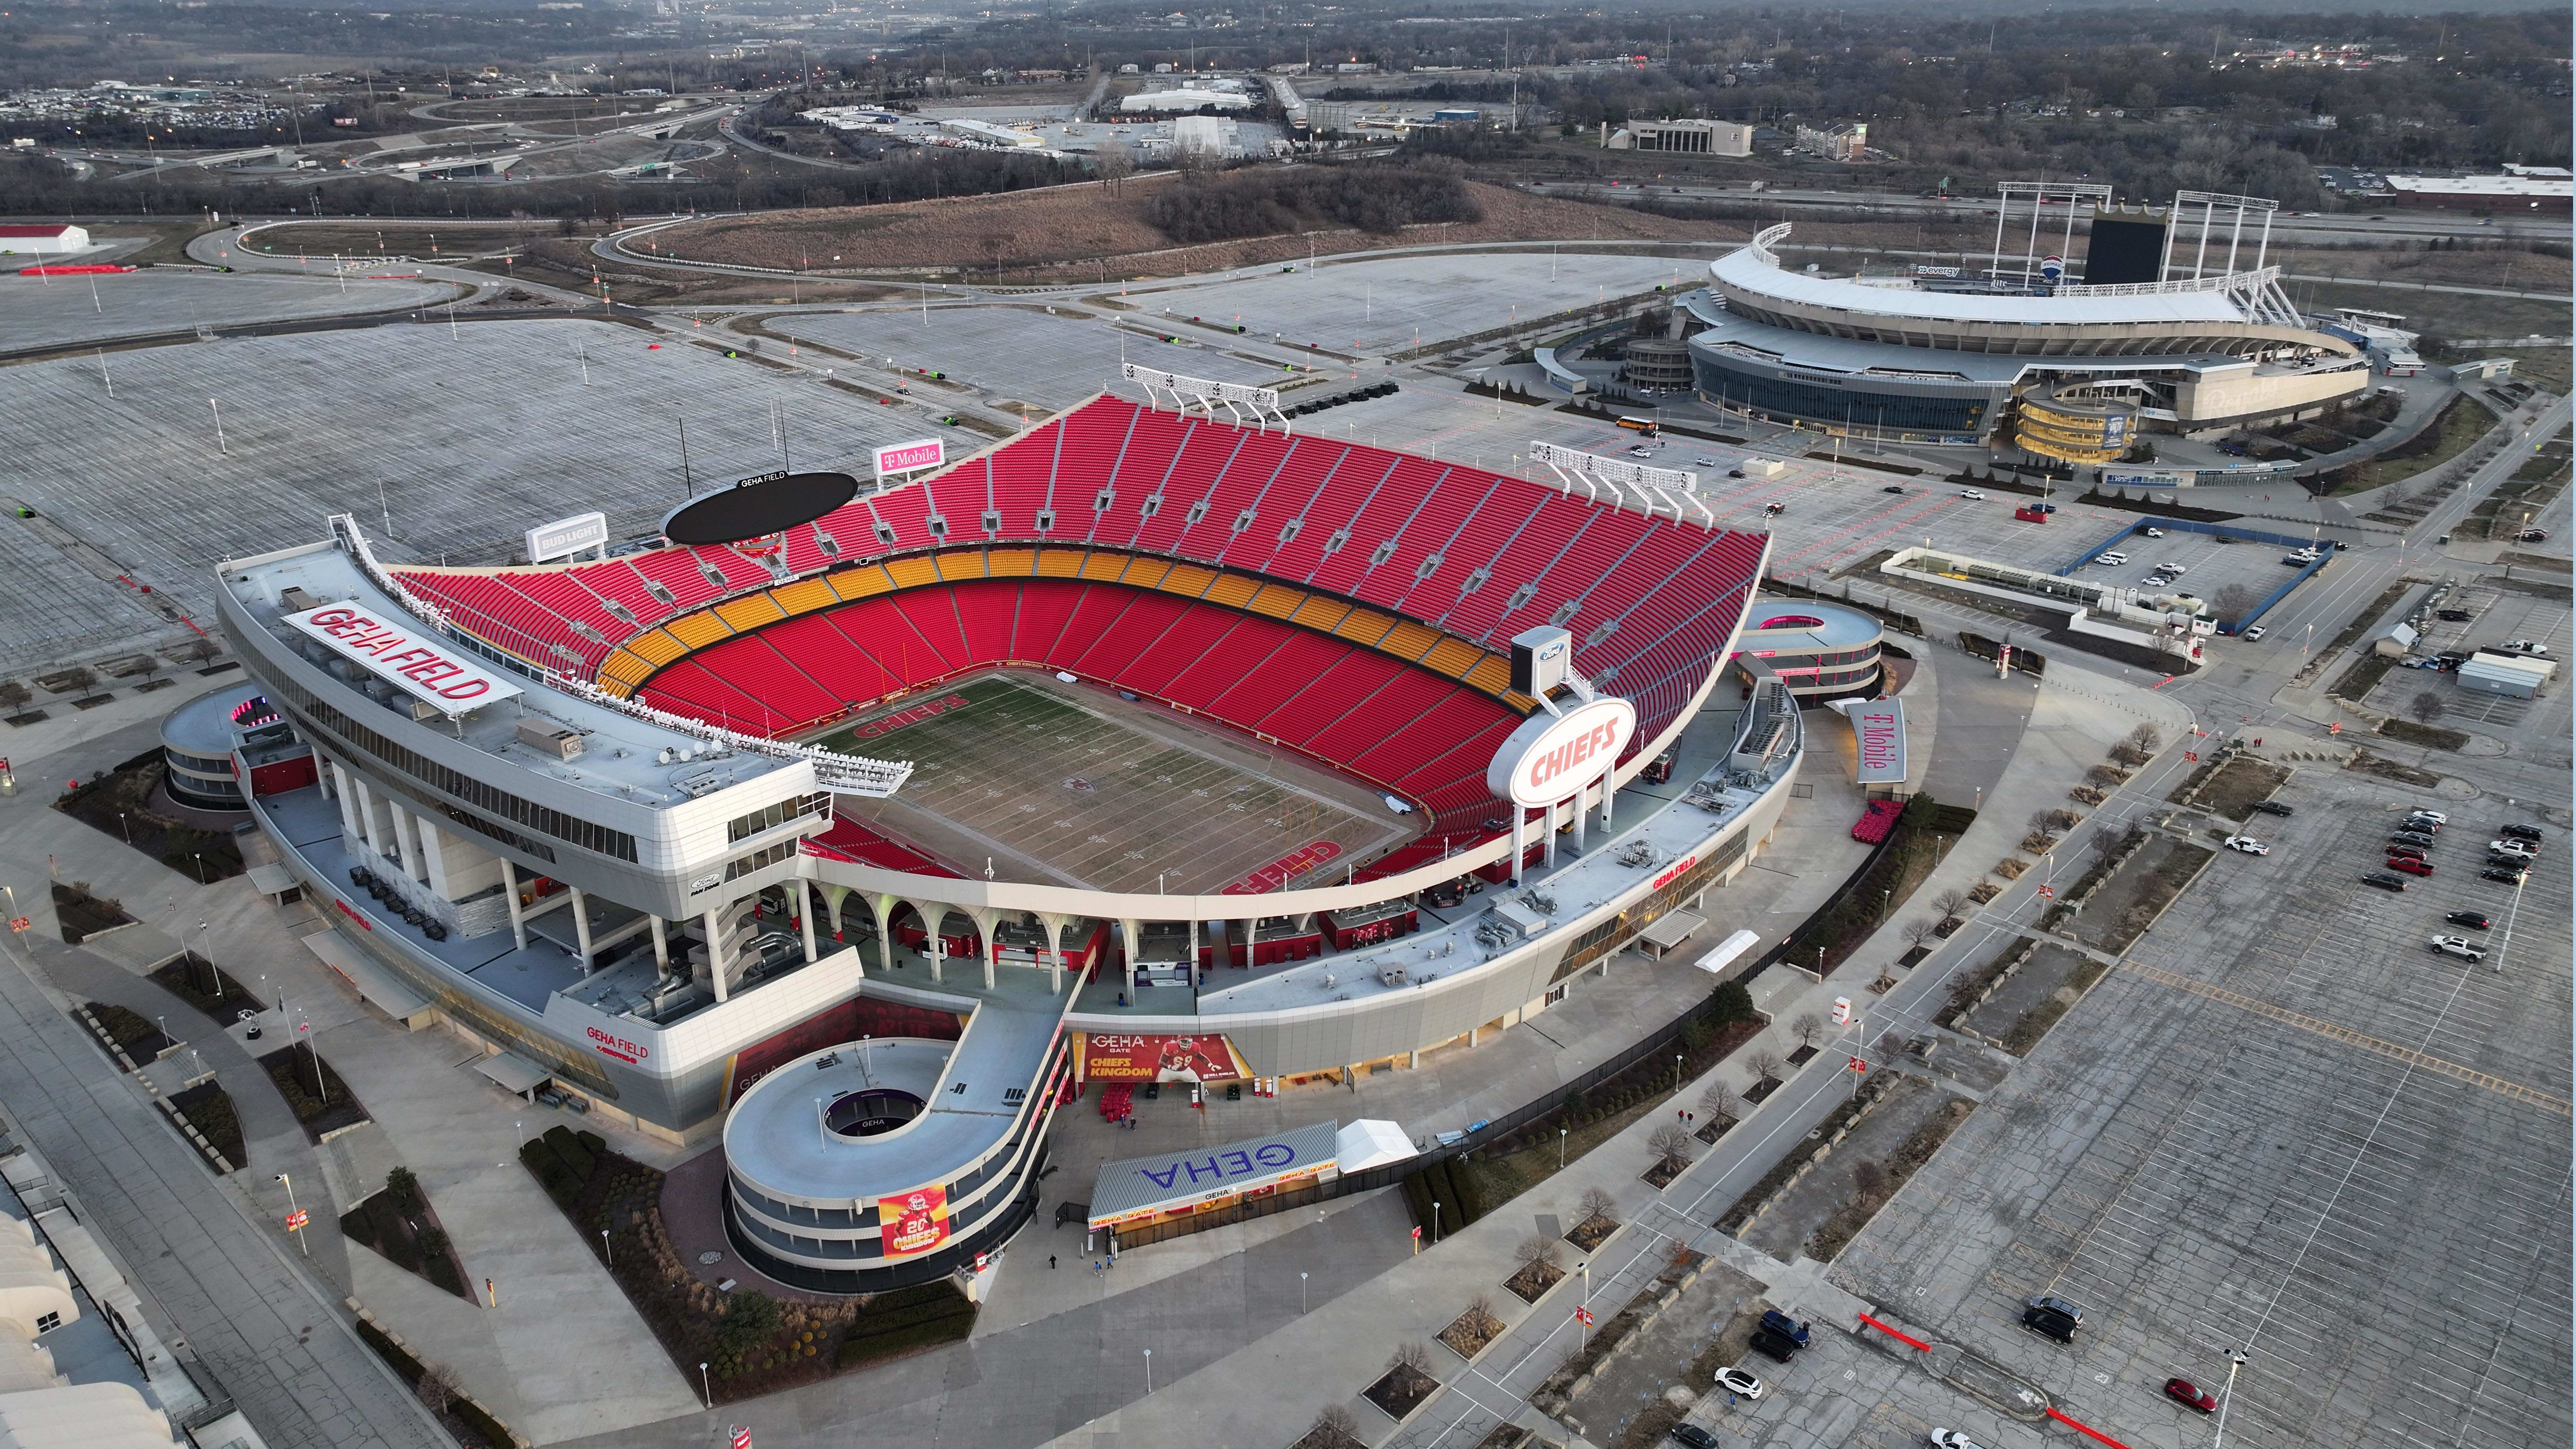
849,694,971,741
334,898,373,931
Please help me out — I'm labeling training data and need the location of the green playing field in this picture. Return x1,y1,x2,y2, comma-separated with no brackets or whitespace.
815,673,1412,894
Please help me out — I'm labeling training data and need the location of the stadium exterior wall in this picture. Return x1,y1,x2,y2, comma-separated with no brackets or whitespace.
1061,770,1795,1077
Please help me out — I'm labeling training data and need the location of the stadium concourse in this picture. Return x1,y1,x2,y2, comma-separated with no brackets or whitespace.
216,386,1805,1293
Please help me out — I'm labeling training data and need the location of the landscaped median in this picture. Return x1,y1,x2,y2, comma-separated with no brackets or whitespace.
514,1125,975,1406
1393,981,1770,1244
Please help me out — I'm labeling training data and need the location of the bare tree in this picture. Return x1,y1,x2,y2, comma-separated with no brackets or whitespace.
1901,917,1938,949
2125,724,2163,755
1093,144,1134,193
0,681,26,710
1515,1234,1562,1270
1466,1292,1497,1325
1699,1080,1742,1124
1932,888,1971,922
1310,1403,1362,1445
2087,823,2125,861
416,1361,464,1416
2026,807,2060,838
1389,1339,1434,1375
2210,584,2260,620
1576,1186,1619,1223
1851,1160,1892,1207
1647,1123,1695,1171
2409,690,2446,724
1790,1012,1825,1049
2084,763,2126,788
1747,1049,1785,1084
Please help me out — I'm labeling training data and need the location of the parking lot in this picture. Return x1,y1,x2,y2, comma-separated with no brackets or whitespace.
756,303,1318,412
1819,759,2571,1449
2363,582,2571,730
2063,524,2332,622
1125,250,1701,355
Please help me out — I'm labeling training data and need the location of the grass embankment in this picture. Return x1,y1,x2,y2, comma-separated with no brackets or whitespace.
2328,394,2497,496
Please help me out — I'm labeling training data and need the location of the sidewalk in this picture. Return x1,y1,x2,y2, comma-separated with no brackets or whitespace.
1028,663,2205,1449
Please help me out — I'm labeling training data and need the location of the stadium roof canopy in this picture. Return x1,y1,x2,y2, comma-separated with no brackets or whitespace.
1711,244,2249,328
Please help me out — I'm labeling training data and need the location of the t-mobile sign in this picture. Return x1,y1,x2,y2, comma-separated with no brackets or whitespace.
873,438,944,478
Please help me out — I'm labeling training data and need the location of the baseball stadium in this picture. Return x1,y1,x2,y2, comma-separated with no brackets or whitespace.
1682,189,2376,458
211,389,1804,1293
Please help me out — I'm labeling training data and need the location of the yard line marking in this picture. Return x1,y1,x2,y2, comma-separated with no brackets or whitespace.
2116,961,2572,1118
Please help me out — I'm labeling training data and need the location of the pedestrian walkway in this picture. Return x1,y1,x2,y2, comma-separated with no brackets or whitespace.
0,923,446,1448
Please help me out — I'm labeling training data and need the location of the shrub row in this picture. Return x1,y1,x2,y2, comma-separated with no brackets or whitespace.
354,1317,516,1449
520,1125,605,1211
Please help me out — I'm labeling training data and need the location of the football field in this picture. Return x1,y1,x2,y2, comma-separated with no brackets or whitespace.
813,673,1412,894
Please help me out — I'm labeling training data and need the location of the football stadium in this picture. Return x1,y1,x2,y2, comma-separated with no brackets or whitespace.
211,389,1800,1290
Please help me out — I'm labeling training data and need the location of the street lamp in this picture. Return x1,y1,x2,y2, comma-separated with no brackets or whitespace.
1142,1348,1152,1393
1300,1270,1309,1313
1430,1201,1440,1246
275,1173,308,1256
2209,1348,2250,1449
1674,1053,1683,1094
698,1363,710,1408
1559,1127,1567,1169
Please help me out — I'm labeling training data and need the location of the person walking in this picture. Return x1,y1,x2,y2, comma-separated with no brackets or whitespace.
1050,1255,1058,1269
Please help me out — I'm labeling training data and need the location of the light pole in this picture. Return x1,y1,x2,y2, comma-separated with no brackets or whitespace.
698,1362,710,1408
601,1228,612,1265
1142,1348,1152,1393
1559,1127,1567,1169
1300,1270,1309,1313
275,1173,308,1256
1430,1201,1440,1246
2209,1348,2249,1449
1674,1053,1683,1094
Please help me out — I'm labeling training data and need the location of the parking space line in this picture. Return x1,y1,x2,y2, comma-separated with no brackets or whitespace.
2116,961,2573,1116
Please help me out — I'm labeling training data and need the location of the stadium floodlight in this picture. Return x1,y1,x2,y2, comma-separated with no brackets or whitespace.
1529,442,1713,527
1988,180,2113,290
1121,363,1288,432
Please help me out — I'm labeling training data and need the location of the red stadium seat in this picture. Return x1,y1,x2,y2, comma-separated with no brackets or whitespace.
401,392,1765,789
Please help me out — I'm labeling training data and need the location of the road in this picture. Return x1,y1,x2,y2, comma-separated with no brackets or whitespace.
1522,180,2573,246
0,927,450,1449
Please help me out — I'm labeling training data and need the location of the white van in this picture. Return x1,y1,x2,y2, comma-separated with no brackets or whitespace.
2097,551,2130,566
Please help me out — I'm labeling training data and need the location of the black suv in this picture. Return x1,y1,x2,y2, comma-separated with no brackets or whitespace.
2363,872,2409,892
2022,1306,2078,1343
2447,910,2492,930
2500,824,2544,843
1747,1326,1802,1362
2251,801,2293,817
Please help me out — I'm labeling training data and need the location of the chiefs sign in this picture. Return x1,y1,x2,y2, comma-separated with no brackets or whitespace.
1486,697,1638,809
880,1185,951,1258
1079,1033,1249,1084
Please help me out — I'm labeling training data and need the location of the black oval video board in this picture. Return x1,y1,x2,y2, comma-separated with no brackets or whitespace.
660,470,859,545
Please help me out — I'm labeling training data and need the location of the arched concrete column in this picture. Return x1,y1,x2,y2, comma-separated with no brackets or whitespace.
821,885,861,975
906,898,956,983
868,893,903,976
1037,912,1072,995
968,906,1001,990
797,879,819,964
1118,917,1142,1001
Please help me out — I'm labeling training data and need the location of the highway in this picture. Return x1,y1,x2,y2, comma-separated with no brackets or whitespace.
1522,179,2572,245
